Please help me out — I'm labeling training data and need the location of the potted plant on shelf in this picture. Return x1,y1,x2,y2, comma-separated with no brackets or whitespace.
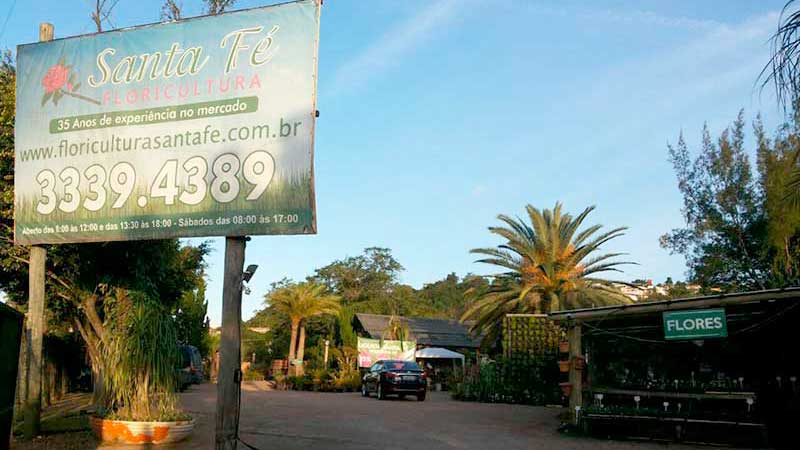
91,292,195,445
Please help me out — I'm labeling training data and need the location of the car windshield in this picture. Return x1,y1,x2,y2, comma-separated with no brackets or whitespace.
383,361,420,371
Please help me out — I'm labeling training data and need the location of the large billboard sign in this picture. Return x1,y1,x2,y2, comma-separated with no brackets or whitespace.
15,0,320,244
357,337,416,368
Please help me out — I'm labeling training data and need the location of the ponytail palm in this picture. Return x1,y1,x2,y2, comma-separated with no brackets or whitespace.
462,203,633,345
269,282,340,375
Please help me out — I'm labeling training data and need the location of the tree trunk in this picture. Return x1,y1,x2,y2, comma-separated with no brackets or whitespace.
74,315,107,407
14,319,28,423
90,361,107,408
296,323,306,377
288,319,299,376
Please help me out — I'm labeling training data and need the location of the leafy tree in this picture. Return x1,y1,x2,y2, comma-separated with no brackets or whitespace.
462,203,632,346
662,111,800,289
175,273,210,358
266,281,340,375
756,114,800,284
312,247,403,311
416,273,466,318
661,112,769,290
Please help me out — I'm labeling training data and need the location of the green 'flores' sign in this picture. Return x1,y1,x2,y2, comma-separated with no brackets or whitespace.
663,308,727,340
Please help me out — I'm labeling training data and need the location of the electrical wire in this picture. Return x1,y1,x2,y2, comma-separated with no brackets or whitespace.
582,321,668,344
235,322,264,450
0,0,18,43
728,302,800,336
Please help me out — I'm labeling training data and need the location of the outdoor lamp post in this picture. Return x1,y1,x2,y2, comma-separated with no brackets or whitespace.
324,339,330,367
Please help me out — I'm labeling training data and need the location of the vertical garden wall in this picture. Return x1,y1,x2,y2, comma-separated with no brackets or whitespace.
453,314,563,405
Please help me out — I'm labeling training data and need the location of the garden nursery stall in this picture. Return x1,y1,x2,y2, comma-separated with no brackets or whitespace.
549,288,800,448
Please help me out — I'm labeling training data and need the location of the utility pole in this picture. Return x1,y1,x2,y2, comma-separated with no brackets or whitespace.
215,236,246,450
23,24,52,440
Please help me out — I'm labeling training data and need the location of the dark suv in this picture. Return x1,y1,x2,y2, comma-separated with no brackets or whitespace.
177,345,204,390
361,360,426,401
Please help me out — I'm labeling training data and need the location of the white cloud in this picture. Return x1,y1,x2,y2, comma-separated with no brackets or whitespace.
471,184,487,197
326,0,466,97
528,4,725,31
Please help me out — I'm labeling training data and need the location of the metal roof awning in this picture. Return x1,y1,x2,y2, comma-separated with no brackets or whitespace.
353,313,482,348
547,287,800,322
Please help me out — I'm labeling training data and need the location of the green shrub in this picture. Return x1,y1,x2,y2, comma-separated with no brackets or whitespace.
243,363,267,381
101,291,185,421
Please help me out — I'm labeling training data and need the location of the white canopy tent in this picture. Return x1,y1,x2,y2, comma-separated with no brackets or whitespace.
415,347,465,360
415,347,466,381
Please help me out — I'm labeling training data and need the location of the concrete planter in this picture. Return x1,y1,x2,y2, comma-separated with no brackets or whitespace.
90,416,195,445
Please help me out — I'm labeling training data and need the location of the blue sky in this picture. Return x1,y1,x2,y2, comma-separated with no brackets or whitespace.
0,0,789,325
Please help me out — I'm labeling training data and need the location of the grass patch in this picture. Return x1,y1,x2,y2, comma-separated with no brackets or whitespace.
14,413,91,436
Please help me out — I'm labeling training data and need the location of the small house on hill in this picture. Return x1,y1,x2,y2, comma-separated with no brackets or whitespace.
353,313,481,351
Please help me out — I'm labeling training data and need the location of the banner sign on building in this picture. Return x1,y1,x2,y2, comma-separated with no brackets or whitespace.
663,308,728,340
357,337,416,368
15,0,320,244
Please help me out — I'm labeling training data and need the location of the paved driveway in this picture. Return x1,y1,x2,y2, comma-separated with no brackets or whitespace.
156,383,719,450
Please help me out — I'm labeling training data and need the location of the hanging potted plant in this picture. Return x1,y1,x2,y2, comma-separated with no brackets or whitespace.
573,355,586,371
91,291,195,445
558,341,569,354
558,360,571,373
559,382,572,397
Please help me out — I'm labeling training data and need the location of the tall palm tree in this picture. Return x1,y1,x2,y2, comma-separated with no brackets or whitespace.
761,1,800,110
269,282,340,375
461,203,633,345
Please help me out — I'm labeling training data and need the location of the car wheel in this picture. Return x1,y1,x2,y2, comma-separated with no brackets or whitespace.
417,392,426,402
361,383,369,397
377,383,385,400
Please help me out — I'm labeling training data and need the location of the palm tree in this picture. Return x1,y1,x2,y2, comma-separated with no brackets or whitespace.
382,314,411,351
269,282,340,375
761,1,800,110
461,202,633,345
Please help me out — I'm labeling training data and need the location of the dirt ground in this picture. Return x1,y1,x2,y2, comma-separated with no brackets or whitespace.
11,383,757,450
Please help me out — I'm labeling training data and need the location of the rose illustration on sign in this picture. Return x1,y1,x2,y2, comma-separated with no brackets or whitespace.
41,57,100,106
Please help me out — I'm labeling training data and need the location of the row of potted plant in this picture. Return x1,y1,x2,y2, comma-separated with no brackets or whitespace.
582,404,759,422
286,367,362,392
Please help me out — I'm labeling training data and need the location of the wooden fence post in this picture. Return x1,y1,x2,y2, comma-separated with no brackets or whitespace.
568,322,583,418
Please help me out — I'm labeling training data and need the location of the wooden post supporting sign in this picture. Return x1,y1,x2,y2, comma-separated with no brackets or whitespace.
215,236,246,450
23,24,53,440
